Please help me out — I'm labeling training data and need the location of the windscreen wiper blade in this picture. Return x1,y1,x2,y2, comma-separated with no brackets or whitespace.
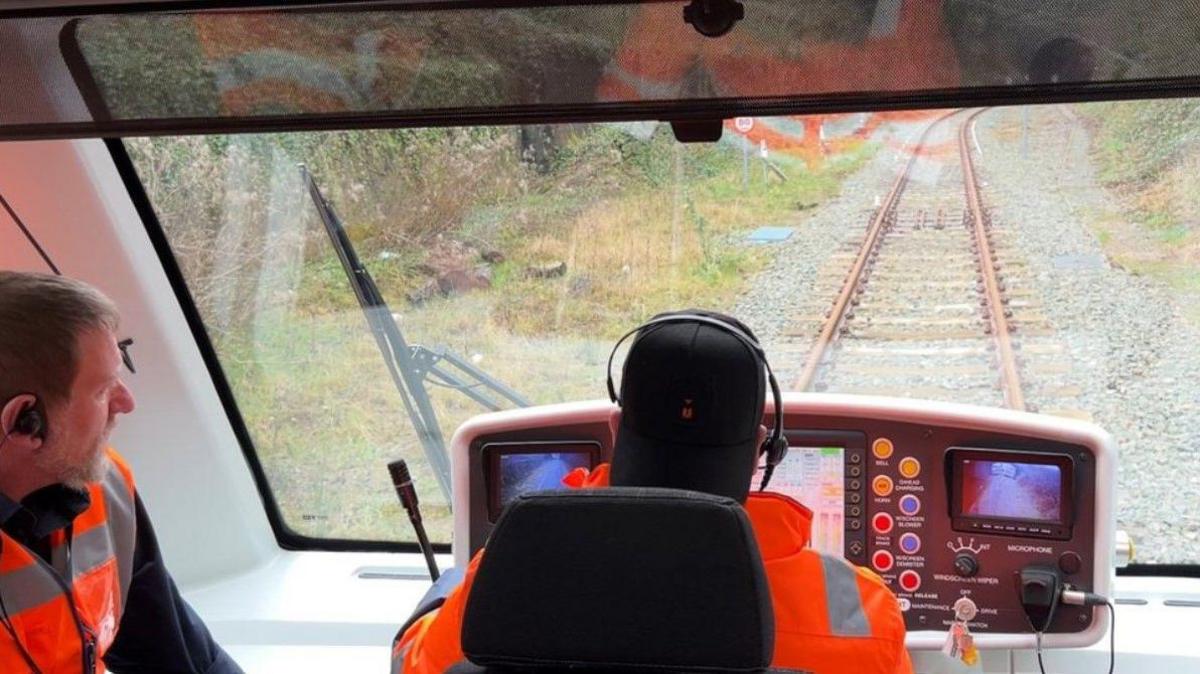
301,166,530,503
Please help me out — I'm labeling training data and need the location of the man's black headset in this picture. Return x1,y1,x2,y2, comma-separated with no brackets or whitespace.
605,313,788,491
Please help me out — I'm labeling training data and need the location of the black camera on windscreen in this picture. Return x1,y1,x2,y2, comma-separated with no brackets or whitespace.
683,0,745,38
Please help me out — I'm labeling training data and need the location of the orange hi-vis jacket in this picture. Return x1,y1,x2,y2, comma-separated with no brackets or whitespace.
0,448,137,674
393,464,912,674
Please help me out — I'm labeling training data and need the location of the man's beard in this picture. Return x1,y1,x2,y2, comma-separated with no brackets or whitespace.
60,448,109,489
34,430,110,490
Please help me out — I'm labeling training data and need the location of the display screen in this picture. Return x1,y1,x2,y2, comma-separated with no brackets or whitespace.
755,446,845,555
497,451,594,512
961,459,1063,522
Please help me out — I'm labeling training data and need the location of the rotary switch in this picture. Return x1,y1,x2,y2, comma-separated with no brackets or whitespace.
954,552,979,578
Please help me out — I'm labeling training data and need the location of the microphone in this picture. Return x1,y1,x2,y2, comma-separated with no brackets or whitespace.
388,459,440,582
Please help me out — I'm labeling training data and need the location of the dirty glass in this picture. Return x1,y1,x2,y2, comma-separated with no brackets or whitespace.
126,103,1200,564
6,2,1200,136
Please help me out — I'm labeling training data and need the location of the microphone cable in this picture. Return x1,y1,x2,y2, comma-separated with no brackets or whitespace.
1034,589,1115,674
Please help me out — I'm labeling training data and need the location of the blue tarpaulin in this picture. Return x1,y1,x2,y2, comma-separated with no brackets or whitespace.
746,226,794,243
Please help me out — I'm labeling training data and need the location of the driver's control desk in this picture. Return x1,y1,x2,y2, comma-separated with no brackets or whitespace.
452,396,1115,649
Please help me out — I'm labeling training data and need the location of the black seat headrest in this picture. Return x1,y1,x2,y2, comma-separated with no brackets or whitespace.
461,487,774,672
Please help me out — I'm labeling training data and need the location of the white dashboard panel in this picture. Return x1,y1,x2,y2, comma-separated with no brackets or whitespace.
184,555,1200,674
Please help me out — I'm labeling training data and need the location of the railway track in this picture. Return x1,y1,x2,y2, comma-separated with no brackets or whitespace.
784,109,1081,414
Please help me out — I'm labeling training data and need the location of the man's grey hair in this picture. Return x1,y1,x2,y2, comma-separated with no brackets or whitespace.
0,272,120,408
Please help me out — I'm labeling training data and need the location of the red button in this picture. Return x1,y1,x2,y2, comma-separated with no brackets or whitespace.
898,570,921,592
872,550,894,572
872,512,894,534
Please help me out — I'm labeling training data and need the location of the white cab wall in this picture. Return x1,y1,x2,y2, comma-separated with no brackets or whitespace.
0,138,277,586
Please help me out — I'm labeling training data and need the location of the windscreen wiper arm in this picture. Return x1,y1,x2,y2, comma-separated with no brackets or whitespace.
302,165,530,503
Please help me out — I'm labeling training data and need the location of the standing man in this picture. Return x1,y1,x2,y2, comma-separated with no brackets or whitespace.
0,271,243,673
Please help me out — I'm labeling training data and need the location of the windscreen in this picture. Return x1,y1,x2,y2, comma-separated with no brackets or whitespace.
122,100,1200,566
5,2,1200,137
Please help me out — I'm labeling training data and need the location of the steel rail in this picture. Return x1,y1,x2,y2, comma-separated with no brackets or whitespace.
960,109,1025,410
793,109,960,391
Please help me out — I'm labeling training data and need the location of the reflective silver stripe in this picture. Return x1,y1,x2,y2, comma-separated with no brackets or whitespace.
99,458,137,614
868,0,902,37
819,553,871,636
210,50,366,106
69,525,118,577
0,529,117,615
0,549,65,614
391,642,412,674
601,63,681,100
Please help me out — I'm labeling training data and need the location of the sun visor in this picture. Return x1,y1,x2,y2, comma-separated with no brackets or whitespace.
2,1,1200,139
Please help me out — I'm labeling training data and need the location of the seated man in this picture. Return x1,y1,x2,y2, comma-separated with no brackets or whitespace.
0,271,243,673
393,310,910,674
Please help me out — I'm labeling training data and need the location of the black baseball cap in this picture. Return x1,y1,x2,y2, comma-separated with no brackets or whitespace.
610,310,766,503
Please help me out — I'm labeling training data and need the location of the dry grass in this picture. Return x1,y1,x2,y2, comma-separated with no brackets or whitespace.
139,126,876,544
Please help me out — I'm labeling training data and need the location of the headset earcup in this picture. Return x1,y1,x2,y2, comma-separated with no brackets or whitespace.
765,436,788,467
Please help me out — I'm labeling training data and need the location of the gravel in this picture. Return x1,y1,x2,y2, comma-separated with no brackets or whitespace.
732,108,1200,564
973,106,1200,564
733,118,937,385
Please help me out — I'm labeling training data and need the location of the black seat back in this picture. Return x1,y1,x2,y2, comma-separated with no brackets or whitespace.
458,487,774,673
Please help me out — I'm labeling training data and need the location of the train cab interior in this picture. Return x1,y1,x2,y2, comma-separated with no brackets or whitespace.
2,0,1200,672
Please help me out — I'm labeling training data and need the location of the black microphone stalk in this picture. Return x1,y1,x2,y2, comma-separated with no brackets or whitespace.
388,459,440,582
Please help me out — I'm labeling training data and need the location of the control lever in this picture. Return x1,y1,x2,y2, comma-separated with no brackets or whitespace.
1016,565,1063,632
388,459,440,582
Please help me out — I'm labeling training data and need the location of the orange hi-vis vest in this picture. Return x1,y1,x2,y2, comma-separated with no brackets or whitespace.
0,448,137,674
393,464,912,674
596,1,958,103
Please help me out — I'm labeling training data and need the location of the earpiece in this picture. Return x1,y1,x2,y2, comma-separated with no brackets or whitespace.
606,312,787,485
14,405,44,439
4,395,46,440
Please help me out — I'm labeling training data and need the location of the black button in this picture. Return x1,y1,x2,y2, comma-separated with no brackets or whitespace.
849,465,863,477
849,519,862,531
849,453,862,464
849,505,862,518
848,479,862,490
1058,551,1083,575
849,541,864,556
848,492,862,504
